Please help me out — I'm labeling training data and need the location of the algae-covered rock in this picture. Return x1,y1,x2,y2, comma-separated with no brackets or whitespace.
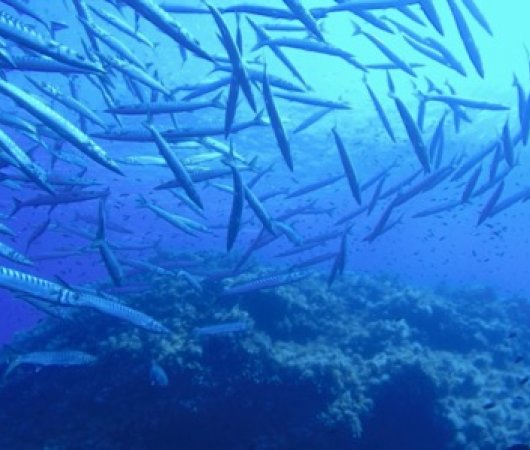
0,256,528,449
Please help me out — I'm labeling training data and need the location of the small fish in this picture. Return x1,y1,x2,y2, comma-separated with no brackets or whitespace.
137,195,209,236
0,78,122,175
194,321,249,337
461,166,482,203
364,77,395,142
244,184,276,235
282,0,325,41
292,108,333,134
5,350,97,378
477,181,504,225
227,164,244,251
81,18,145,68
0,126,54,195
502,120,515,167
94,196,124,286
120,0,213,61
392,94,430,173
488,186,530,219
0,11,102,73
144,123,203,209
11,189,109,216
246,17,309,89
367,176,386,215
224,72,240,137
461,0,493,35
447,0,484,78
274,91,351,110
429,113,447,166
286,174,344,199
254,37,365,71
328,231,348,287
88,6,154,48
354,23,416,77
26,77,106,128
420,94,508,111
262,65,293,171
332,128,361,205
219,271,310,298
205,2,255,111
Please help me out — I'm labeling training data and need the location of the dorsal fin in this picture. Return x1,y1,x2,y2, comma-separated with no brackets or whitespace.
50,21,68,40
55,275,74,290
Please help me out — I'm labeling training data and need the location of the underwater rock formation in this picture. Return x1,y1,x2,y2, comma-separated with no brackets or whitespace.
0,255,528,449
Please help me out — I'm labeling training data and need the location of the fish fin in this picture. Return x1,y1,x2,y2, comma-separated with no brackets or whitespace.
134,11,140,34
96,196,107,241
211,91,225,109
10,198,22,216
351,21,362,36
3,359,19,380
419,0,443,35
50,21,68,40
248,156,259,171
54,275,74,290
179,46,188,66
169,113,178,129
0,47,16,68
253,109,268,126
249,26,268,52
235,13,243,54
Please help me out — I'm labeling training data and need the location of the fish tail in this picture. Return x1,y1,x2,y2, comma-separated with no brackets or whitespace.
249,28,268,52
247,156,260,172
2,349,19,380
10,198,22,217
253,109,268,126
351,21,362,37
211,91,225,109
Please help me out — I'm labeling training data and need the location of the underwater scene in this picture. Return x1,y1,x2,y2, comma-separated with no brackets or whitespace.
1,0,530,449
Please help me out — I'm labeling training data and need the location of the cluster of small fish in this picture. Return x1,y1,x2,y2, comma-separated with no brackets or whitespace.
0,0,524,394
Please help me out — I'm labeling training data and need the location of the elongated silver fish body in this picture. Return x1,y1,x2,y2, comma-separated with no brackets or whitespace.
0,242,32,266
0,78,122,175
78,295,171,334
0,10,102,73
0,266,64,299
28,79,105,127
5,351,97,378
0,126,53,194
0,266,170,333
120,0,213,61
89,6,154,48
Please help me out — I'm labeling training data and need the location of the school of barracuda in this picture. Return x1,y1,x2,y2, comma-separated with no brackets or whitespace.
0,0,523,372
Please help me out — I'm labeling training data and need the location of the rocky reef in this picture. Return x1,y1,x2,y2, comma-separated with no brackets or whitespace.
0,255,529,449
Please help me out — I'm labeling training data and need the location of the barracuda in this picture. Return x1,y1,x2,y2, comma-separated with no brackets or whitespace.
0,78,122,175
0,266,170,333
0,10,103,73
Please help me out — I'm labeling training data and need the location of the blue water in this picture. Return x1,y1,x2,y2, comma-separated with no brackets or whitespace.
1,1,530,449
